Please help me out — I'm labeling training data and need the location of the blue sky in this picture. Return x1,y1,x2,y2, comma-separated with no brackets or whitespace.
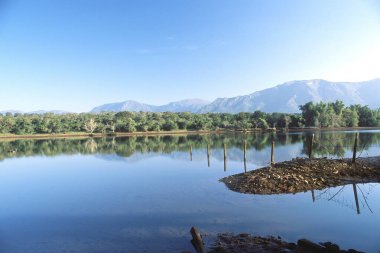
1,0,380,112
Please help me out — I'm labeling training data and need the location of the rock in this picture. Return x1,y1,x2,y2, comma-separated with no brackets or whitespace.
347,249,364,253
297,238,325,252
279,249,292,253
287,242,297,250
320,242,340,253
206,232,364,253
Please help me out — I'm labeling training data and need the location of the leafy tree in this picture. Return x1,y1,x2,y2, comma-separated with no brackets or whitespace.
258,118,269,129
277,114,291,128
162,120,178,131
125,118,137,132
331,100,345,115
14,117,34,134
342,108,359,127
299,102,320,127
353,105,378,127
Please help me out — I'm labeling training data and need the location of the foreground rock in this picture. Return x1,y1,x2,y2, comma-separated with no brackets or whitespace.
221,157,380,194
207,233,364,253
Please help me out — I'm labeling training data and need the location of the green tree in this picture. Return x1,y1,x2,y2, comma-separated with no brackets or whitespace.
125,118,137,132
342,108,359,127
162,119,178,131
299,102,320,127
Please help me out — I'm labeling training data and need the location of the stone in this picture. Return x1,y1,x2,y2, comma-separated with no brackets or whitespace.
322,242,340,253
297,239,325,252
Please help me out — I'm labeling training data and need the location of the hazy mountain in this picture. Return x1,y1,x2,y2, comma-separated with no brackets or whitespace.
199,78,380,113
0,110,69,115
91,101,154,113
5,78,379,115
91,99,210,113
157,99,210,112
90,78,380,114
0,110,23,115
28,110,70,115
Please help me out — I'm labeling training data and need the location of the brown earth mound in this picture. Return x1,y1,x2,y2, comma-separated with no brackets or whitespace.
220,157,380,195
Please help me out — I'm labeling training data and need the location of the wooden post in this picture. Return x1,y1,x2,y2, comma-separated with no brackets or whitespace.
224,143,227,172
190,146,193,161
243,140,247,173
207,144,211,167
271,141,275,165
352,184,360,215
311,190,315,203
309,134,314,159
352,132,359,164
190,227,205,253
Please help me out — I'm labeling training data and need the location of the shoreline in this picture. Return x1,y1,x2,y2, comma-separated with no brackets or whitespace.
188,227,364,253
207,233,364,253
286,126,380,132
0,126,379,140
0,130,228,140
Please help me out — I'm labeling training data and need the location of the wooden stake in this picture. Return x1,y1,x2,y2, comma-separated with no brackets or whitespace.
190,227,205,253
207,144,211,167
352,184,360,215
271,141,275,165
309,134,314,159
352,132,359,164
243,140,247,173
224,143,227,172
190,146,193,161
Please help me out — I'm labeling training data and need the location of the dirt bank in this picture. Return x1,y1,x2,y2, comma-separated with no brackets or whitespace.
220,157,380,195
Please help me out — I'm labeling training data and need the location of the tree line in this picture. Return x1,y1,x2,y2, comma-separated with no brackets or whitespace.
0,101,379,135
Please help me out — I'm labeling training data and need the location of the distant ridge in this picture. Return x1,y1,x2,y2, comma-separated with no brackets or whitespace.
90,99,210,113
0,110,69,115
199,78,380,113
90,78,380,114
3,78,380,114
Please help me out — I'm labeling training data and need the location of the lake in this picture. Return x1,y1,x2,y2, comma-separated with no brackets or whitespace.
0,130,379,252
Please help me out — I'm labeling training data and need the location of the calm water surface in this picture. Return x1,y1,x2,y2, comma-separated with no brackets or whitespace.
0,131,379,252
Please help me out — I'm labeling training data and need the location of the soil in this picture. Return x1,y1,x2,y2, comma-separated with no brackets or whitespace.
220,157,380,195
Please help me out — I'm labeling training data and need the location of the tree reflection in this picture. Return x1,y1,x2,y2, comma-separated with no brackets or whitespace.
0,131,379,161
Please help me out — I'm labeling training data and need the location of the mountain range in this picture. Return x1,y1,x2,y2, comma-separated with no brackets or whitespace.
2,78,380,114
0,110,69,115
91,78,380,114
90,99,210,113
